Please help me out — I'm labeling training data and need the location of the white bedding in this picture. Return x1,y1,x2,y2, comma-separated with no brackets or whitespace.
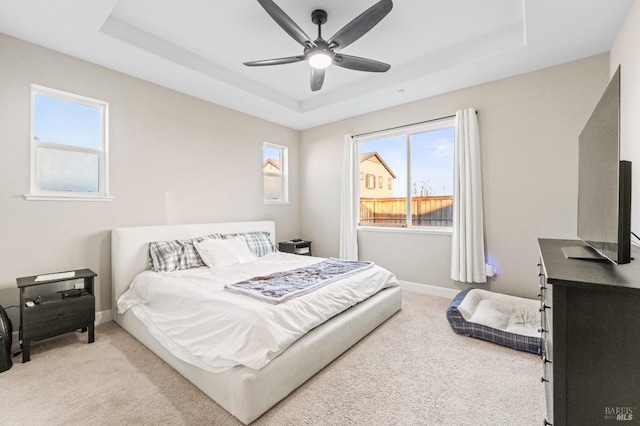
117,252,398,373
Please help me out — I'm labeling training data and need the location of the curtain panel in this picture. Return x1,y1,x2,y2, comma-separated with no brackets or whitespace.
339,134,359,260
451,108,487,283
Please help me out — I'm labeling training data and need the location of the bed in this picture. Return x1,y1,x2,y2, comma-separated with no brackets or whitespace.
111,221,402,424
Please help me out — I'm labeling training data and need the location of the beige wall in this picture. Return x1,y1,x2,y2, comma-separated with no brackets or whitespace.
300,54,610,298
611,0,640,237
0,33,300,326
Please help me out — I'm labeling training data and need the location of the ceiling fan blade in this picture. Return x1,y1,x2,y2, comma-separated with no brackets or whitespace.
244,55,306,67
257,0,314,48
310,68,325,91
328,0,393,51
334,54,390,72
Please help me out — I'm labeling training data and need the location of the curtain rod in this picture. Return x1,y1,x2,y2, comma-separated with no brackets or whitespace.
352,111,477,139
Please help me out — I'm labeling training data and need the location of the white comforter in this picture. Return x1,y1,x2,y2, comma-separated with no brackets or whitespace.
117,252,398,373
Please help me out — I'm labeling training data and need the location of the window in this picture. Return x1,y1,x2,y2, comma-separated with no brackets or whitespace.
27,85,110,201
263,142,288,203
357,117,455,229
366,174,376,189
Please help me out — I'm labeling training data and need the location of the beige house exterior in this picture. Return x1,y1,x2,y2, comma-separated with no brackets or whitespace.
263,159,281,200
360,152,396,198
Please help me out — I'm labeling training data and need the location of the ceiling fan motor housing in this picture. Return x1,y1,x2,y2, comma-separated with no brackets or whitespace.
311,9,327,26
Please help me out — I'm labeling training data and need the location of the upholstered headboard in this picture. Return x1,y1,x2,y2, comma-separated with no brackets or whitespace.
111,221,276,320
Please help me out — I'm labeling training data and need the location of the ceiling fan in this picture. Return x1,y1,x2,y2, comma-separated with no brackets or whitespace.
244,0,393,91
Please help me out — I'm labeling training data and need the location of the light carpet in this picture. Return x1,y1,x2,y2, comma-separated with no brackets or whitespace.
0,291,544,425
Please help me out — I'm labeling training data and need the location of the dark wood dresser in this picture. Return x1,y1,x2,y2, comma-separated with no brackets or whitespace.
538,239,640,425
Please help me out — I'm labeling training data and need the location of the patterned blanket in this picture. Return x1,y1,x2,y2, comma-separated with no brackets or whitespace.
224,258,374,304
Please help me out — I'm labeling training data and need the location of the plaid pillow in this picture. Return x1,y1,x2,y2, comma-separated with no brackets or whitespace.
148,238,207,272
217,231,276,257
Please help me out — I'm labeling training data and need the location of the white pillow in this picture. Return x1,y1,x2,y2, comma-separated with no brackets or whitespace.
468,299,510,330
194,236,257,269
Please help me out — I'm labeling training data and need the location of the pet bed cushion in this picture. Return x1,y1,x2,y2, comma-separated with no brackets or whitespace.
446,288,541,354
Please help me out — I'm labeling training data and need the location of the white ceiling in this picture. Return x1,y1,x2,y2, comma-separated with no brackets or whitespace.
0,0,633,130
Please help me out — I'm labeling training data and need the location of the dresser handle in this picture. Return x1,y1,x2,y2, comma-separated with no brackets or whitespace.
541,376,549,383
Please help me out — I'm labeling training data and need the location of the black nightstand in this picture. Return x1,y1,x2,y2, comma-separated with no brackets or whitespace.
278,240,313,256
16,269,96,362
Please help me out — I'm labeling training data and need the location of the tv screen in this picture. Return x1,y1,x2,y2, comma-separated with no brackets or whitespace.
576,66,631,264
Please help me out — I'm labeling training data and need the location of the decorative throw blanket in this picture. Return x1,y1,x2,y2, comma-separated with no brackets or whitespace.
224,258,374,304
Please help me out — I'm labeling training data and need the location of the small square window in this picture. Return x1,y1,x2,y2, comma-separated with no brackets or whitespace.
27,85,110,201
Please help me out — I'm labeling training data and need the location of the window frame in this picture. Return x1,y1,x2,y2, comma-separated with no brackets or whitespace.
26,85,111,201
356,117,455,233
366,174,376,189
262,141,289,204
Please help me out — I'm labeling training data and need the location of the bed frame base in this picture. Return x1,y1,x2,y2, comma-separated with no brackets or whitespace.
117,286,400,424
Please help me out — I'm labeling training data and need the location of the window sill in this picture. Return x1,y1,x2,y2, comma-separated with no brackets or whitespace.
24,194,114,202
357,226,452,236
263,201,291,205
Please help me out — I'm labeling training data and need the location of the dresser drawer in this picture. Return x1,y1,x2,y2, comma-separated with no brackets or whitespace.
22,295,95,341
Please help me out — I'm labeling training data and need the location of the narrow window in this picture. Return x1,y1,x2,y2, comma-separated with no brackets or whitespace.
27,85,110,201
366,174,376,189
263,142,288,203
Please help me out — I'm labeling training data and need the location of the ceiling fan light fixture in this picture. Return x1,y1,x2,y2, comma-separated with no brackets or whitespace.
308,49,333,69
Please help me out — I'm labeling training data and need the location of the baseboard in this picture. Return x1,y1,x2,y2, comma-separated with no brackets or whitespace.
96,308,112,324
398,280,459,299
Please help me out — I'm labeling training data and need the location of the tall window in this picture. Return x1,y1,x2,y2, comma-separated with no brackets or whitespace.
263,142,288,203
27,85,110,201
357,117,455,229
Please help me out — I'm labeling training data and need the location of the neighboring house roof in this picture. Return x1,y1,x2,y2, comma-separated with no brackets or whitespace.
263,159,280,170
360,152,396,178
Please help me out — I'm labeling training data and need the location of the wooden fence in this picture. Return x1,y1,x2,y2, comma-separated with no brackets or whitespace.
360,195,453,227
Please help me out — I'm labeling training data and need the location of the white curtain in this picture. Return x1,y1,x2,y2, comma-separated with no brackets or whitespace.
339,134,359,260
451,108,486,283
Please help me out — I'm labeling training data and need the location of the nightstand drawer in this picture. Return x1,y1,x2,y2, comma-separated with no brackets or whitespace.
22,295,95,341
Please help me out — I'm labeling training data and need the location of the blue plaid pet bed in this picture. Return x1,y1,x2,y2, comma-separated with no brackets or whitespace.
446,288,541,354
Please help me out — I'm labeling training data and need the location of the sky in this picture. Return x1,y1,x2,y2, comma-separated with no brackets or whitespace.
360,127,455,197
33,94,102,148
33,93,102,192
263,145,281,164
